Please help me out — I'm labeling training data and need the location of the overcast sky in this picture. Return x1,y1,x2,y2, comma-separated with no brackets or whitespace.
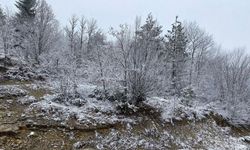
1,0,250,51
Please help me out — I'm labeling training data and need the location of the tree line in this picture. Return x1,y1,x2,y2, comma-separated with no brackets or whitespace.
0,0,249,117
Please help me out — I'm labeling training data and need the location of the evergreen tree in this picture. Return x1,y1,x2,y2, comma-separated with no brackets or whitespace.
14,0,37,61
136,13,163,65
15,0,37,20
165,16,188,96
0,6,6,26
129,14,163,104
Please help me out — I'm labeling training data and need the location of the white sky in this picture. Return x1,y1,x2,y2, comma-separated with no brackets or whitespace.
1,0,250,51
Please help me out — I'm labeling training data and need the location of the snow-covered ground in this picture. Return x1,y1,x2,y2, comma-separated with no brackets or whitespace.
0,78,249,149
29,93,135,126
0,85,27,98
146,97,212,122
72,116,249,150
27,82,213,127
0,55,249,149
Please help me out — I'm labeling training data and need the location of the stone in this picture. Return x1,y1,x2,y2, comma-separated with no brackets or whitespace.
18,96,37,105
0,85,27,99
241,136,250,143
0,124,19,135
6,112,12,117
28,131,36,137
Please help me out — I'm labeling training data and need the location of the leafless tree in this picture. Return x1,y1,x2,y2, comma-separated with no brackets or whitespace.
65,15,78,56
210,49,250,117
79,16,86,60
110,24,133,94
185,22,214,86
86,19,98,59
64,15,79,96
90,31,108,91
34,0,59,63
0,9,13,64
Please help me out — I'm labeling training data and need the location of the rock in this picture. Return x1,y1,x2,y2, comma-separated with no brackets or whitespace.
28,131,36,137
0,124,19,135
88,94,95,98
69,98,87,107
26,119,35,124
6,100,13,104
83,148,96,150
240,136,250,143
0,85,27,99
0,55,16,67
5,66,47,81
73,141,96,150
0,105,6,111
0,66,8,73
20,114,28,121
18,96,37,105
6,112,12,117
51,94,87,107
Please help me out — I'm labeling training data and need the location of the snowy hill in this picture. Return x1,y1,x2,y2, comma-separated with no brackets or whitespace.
0,59,249,149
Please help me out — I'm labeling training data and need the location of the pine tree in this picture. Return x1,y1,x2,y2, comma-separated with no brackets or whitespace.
0,6,6,26
136,13,163,64
129,14,163,104
14,0,37,61
15,0,37,20
165,16,188,96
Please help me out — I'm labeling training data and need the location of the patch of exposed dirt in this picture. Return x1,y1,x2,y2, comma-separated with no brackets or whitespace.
0,79,249,150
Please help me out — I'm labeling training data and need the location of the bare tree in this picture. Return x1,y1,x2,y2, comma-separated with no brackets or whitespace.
64,15,79,96
86,19,97,59
110,24,133,94
90,31,108,91
185,22,214,86
79,16,86,60
65,15,78,56
34,0,59,63
210,49,250,118
0,8,13,64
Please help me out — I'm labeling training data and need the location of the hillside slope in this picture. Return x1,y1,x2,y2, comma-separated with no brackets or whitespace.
0,55,249,150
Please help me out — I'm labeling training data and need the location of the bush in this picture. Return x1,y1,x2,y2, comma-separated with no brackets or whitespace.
181,86,196,106
107,90,139,115
115,101,139,115
88,89,109,101
110,90,127,102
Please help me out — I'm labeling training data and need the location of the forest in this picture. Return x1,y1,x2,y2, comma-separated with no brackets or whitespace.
0,0,249,149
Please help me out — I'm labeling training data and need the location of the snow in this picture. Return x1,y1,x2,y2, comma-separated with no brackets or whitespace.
145,96,212,122
146,96,249,129
18,95,37,105
28,91,215,127
0,85,27,98
0,3,249,149
239,136,250,143
73,120,249,150
0,75,248,149
29,92,135,126
195,121,248,150
28,131,35,137
76,83,97,97
213,101,250,127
